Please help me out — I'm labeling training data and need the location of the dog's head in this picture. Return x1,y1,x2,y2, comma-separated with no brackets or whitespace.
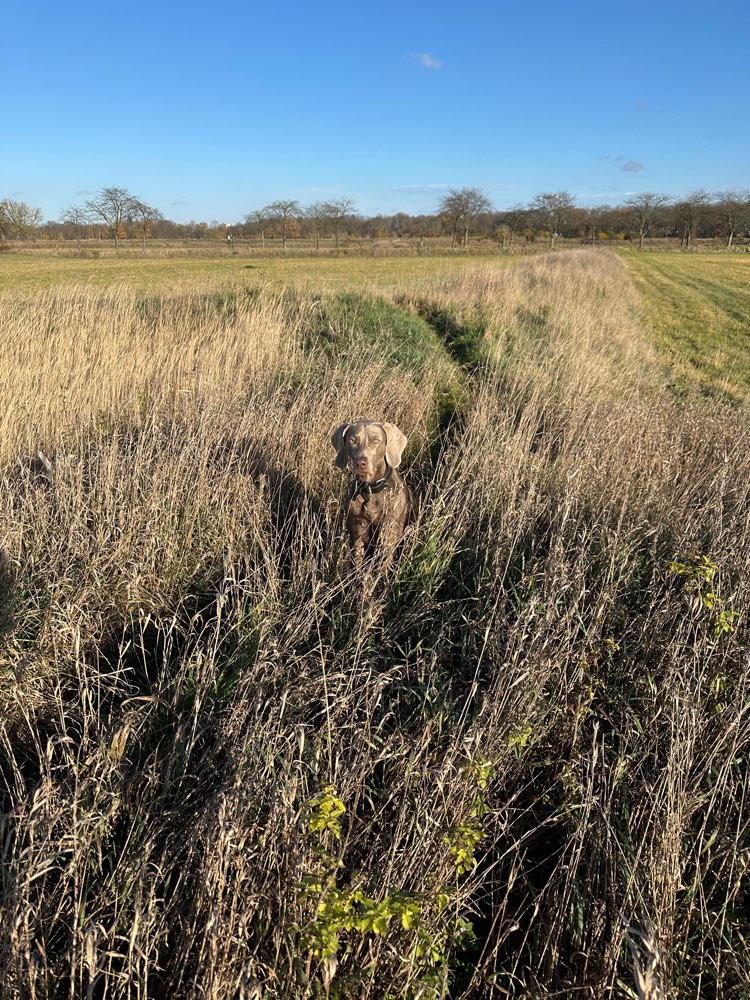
331,419,407,481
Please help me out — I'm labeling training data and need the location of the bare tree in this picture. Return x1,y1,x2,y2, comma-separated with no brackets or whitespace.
438,187,493,248
303,201,329,250
673,189,711,249
85,187,138,249
266,199,300,250
529,191,577,248
413,213,439,249
130,200,164,250
496,204,529,250
624,193,671,249
59,204,89,253
323,198,355,249
583,204,614,246
715,189,750,248
245,208,270,250
0,198,43,240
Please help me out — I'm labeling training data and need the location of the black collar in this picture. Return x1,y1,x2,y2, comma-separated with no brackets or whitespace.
348,465,394,501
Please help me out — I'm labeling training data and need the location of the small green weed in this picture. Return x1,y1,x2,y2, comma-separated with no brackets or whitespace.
297,770,493,990
670,553,738,638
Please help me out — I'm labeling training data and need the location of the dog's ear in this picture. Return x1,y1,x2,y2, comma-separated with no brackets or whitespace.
381,422,407,468
331,422,352,469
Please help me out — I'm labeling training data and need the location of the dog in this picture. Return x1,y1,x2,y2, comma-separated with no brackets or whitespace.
331,419,412,567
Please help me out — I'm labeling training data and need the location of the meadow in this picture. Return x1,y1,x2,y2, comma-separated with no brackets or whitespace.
0,246,518,293
0,248,749,999
621,251,750,402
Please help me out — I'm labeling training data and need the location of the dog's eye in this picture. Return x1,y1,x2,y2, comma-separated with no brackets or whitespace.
372,437,381,444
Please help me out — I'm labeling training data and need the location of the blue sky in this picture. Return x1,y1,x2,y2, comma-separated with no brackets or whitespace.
3,0,748,223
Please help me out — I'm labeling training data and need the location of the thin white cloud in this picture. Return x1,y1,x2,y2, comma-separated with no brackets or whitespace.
417,52,443,70
578,191,618,200
622,161,644,173
393,184,450,192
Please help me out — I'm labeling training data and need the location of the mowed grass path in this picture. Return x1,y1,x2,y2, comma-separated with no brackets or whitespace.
621,251,750,401
0,250,516,293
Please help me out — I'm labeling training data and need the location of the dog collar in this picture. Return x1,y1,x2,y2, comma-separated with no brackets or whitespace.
348,465,394,501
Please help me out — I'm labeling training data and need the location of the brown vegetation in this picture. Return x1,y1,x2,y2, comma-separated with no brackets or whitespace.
5,184,749,251
1,251,748,998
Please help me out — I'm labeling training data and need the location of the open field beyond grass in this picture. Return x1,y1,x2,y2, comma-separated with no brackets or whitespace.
1,250,749,998
0,250,517,294
621,250,750,402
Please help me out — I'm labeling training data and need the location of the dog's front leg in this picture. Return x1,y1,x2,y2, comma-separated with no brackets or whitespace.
350,538,366,569
346,499,370,570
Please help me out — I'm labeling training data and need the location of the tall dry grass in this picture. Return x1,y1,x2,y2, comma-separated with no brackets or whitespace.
1,250,748,999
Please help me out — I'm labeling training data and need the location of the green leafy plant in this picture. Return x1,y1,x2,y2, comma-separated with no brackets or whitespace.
444,758,496,875
297,772,492,989
306,785,346,840
670,553,738,637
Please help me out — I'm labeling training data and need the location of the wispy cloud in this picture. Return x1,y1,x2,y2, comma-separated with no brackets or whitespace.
171,197,188,207
635,99,647,110
601,155,643,171
578,190,618,200
416,52,443,70
393,183,450,193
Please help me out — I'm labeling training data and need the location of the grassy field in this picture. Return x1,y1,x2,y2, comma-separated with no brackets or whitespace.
0,250,517,293
1,249,749,998
621,250,750,401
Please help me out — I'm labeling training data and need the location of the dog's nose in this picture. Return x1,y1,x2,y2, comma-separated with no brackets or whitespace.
355,458,369,471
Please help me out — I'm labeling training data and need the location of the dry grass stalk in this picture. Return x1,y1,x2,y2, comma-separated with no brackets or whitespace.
0,250,748,998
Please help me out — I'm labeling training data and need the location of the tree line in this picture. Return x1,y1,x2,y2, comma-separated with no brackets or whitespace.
2,186,749,248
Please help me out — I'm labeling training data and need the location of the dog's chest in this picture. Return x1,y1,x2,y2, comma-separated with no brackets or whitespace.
346,479,407,540
347,492,387,528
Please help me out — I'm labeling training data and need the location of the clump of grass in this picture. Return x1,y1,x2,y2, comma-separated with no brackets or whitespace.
1,251,749,998
310,290,468,444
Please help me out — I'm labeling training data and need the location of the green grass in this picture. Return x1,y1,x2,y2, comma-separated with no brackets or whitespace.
620,251,750,401
315,292,456,370
312,292,470,436
0,250,516,293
